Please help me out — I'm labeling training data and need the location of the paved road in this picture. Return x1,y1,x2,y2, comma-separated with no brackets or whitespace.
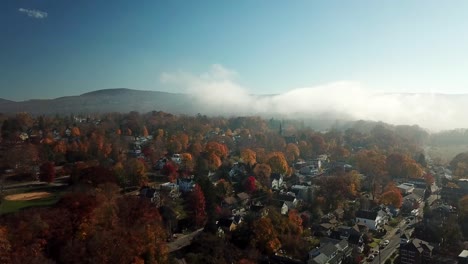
369,236,399,264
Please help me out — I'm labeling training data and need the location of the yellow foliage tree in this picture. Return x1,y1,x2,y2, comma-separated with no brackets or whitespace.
267,152,288,175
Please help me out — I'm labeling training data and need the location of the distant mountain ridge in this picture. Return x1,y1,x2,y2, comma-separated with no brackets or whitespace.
2,88,468,131
0,88,196,115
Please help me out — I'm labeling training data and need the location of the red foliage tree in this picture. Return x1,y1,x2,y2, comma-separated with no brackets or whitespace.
244,176,257,194
191,184,207,227
39,162,55,183
161,162,178,182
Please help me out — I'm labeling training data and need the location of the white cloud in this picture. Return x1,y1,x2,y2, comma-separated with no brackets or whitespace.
18,8,48,19
160,64,468,131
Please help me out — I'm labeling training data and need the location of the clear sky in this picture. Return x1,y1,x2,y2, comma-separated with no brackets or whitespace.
2,0,468,101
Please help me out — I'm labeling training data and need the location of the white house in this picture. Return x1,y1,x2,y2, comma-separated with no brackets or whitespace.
355,210,387,231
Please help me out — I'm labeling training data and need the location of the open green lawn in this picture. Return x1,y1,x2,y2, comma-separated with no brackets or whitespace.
0,194,61,215
369,238,381,248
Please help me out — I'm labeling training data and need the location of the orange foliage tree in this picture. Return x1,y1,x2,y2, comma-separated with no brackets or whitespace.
285,143,300,163
288,209,303,235
380,182,403,208
207,152,222,171
252,217,281,255
240,148,256,167
205,141,229,159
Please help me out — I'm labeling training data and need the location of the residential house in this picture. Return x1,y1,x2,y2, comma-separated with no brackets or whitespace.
329,225,364,254
400,238,433,264
222,196,237,208
458,179,468,191
398,183,415,195
458,250,468,264
334,208,344,221
139,187,161,206
277,193,298,215
249,202,269,218
441,185,466,204
355,210,387,231
400,229,414,245
177,177,195,192
291,184,316,202
407,178,428,189
271,173,285,190
229,163,247,181
308,239,352,264
236,192,250,205
403,193,422,210
299,165,320,176
216,217,238,234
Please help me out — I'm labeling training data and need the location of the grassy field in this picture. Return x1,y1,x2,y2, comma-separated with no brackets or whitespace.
0,193,61,215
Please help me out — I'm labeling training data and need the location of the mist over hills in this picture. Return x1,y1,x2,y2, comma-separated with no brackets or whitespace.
1,87,468,132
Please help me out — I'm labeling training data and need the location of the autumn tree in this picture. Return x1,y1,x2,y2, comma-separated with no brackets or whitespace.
0,226,11,264
180,152,194,172
205,141,229,159
266,152,289,176
298,140,312,160
252,217,281,255
240,148,256,167
191,184,207,228
380,182,403,208
253,163,272,187
288,209,303,235
244,176,257,194
142,125,149,137
285,143,300,163
214,179,233,199
355,149,387,198
206,152,222,172
39,162,55,183
71,126,81,137
161,162,177,182
125,158,148,186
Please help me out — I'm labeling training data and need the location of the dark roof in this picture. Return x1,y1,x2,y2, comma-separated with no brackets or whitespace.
140,187,157,198
337,225,360,237
271,173,282,180
277,194,296,202
356,210,378,220
401,238,433,253
217,218,234,228
320,243,338,258
348,233,363,245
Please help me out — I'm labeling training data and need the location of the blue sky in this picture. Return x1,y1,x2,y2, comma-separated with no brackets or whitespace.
2,0,468,101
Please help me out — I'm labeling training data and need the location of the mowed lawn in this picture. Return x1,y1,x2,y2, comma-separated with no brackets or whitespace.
0,193,61,215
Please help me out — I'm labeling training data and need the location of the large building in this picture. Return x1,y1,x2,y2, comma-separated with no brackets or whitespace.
400,238,433,264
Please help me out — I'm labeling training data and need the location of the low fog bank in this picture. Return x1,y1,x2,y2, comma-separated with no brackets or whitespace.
161,65,468,132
